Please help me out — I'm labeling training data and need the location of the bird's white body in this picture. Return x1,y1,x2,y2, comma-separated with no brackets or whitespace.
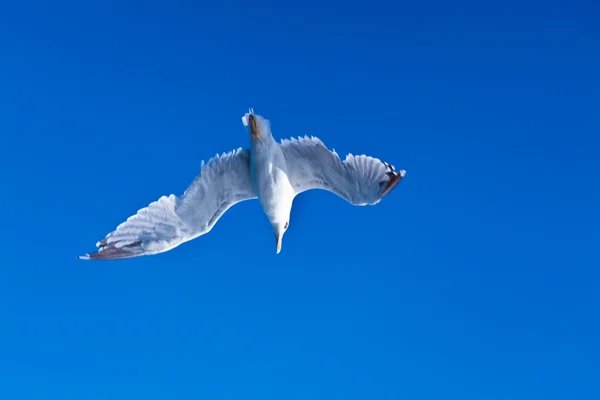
79,110,406,260
247,114,296,252
249,125,294,224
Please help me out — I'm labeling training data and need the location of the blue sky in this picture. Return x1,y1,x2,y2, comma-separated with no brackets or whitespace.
0,0,598,398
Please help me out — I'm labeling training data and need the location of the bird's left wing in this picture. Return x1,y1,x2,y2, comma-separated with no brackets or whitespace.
79,148,256,260
280,136,405,205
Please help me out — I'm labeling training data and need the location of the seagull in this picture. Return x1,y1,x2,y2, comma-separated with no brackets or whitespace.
78,110,406,260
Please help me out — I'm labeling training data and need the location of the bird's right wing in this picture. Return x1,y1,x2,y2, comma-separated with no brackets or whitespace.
79,148,256,260
280,136,405,205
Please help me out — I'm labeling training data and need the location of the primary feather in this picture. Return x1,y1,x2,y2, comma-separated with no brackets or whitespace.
79,148,255,260
280,136,405,205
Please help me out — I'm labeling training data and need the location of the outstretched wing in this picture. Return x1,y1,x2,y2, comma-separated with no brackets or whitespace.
79,148,256,260
280,136,405,205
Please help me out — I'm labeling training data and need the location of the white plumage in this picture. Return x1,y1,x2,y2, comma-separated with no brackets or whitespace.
79,111,405,260
280,136,406,205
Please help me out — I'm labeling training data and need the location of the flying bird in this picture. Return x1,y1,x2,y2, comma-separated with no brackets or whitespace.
78,110,406,260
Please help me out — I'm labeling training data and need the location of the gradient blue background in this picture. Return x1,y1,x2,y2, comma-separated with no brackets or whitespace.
1,1,598,398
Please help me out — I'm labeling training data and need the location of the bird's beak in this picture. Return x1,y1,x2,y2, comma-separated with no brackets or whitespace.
275,233,282,254
248,114,262,142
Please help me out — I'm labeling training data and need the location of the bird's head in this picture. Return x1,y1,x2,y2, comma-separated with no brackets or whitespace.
272,219,290,254
269,191,293,254
242,109,272,142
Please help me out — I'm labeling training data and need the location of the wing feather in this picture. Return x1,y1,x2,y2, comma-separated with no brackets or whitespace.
280,136,405,205
79,148,255,260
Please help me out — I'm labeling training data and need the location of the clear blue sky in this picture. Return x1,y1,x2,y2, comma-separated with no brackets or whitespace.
0,1,598,398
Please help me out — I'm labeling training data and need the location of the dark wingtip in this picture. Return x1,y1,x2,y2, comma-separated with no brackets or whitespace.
380,169,406,199
77,241,144,261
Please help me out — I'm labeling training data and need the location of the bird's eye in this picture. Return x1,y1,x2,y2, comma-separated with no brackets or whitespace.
284,222,289,230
